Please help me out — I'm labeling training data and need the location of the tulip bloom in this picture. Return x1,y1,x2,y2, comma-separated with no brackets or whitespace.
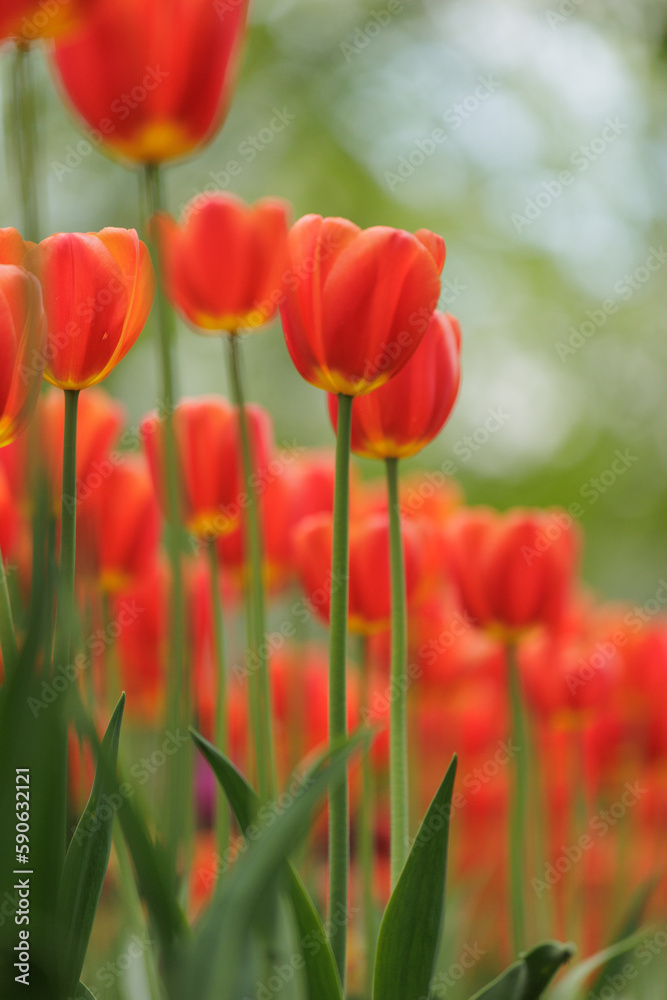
0,0,90,42
154,194,290,332
446,507,580,636
77,454,161,592
25,228,154,390
142,398,273,540
329,311,461,458
0,262,45,446
293,511,423,635
51,0,249,164
280,215,445,396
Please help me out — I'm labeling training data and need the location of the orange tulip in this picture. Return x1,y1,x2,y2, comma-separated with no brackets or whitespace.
142,397,273,540
446,507,580,636
0,262,45,446
25,228,154,390
280,215,445,395
77,454,161,593
293,510,423,635
329,311,461,458
51,0,249,164
154,194,290,332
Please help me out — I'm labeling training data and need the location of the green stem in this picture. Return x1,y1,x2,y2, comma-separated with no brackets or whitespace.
386,456,409,886
112,827,162,1000
358,637,376,1000
328,392,353,984
12,43,40,241
52,388,79,874
207,541,230,871
144,163,191,879
225,333,276,802
0,546,18,677
507,639,528,954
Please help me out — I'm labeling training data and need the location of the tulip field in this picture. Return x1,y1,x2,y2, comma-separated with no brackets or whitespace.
0,2,665,1000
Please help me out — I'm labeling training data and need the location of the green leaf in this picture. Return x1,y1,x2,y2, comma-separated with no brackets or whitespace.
71,689,188,959
549,930,647,1000
58,694,125,999
373,755,457,1000
468,941,575,999
585,876,659,999
75,984,97,1000
191,730,344,1000
178,735,361,1000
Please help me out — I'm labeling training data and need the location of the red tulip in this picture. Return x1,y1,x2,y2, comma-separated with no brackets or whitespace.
51,0,249,164
0,262,45,447
280,215,445,395
142,397,273,540
25,228,154,390
38,388,125,510
446,507,580,635
293,510,423,635
77,453,161,592
0,0,90,42
154,194,290,332
0,227,32,264
329,311,461,458
0,463,20,560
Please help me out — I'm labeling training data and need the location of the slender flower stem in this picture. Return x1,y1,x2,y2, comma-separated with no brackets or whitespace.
225,333,276,802
0,547,18,677
386,456,409,886
52,388,79,874
144,163,191,877
207,540,230,866
357,637,376,1000
12,43,40,241
328,392,353,985
507,639,528,955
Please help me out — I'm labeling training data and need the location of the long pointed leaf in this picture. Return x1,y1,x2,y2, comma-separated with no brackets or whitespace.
468,941,575,1000
58,694,126,998
191,730,344,1000
550,930,647,1000
586,876,659,999
373,755,457,1000
179,736,362,1000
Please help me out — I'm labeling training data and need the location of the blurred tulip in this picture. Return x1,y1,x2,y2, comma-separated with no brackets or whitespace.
280,215,445,395
142,398,273,540
446,507,579,635
38,387,125,511
0,262,45,446
0,0,91,43
154,194,290,332
25,228,154,389
293,510,423,635
329,311,461,458
77,454,161,593
0,464,20,560
51,0,249,164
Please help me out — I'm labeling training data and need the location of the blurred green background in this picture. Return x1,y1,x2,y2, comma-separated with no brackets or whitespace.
3,0,666,603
